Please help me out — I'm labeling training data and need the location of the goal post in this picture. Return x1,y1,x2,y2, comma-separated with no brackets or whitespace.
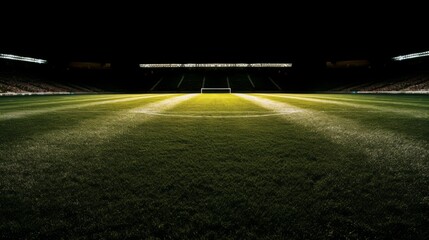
201,88,232,94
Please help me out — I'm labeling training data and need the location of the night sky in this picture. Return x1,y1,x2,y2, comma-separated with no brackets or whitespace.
1,5,428,64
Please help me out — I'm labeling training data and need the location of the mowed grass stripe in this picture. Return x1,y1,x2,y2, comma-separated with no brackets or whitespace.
0,94,128,107
0,93,362,238
80,96,369,238
301,94,429,108
1,93,428,238
167,93,274,113
0,94,172,121
0,94,195,161
258,94,429,142
311,93,429,102
0,94,159,111
0,94,177,144
0,94,131,110
237,94,429,173
1,95,198,237
0,94,196,190
258,94,429,118
58,93,427,239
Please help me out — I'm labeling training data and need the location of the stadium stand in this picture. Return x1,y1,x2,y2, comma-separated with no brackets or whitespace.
0,71,91,94
177,73,203,92
228,73,254,91
1,56,429,94
251,74,279,91
332,71,429,93
152,73,182,91
0,63,104,95
203,73,229,88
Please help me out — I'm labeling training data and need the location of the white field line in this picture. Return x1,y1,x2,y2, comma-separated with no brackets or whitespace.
142,111,276,113
296,95,429,108
133,110,380,114
0,94,171,120
132,110,383,118
30,110,396,115
0,94,197,186
236,94,429,173
133,112,295,118
357,90,429,94
258,94,429,118
0,95,128,110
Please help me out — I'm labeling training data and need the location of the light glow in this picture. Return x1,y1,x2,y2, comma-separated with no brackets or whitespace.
140,63,292,68
392,51,429,61
0,53,47,64
201,88,232,93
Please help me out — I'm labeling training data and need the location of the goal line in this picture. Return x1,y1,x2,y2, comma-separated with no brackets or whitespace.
201,88,232,94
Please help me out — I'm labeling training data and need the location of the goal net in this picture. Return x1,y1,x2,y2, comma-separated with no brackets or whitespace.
201,88,232,93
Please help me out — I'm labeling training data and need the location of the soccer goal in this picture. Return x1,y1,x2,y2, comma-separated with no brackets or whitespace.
201,88,232,93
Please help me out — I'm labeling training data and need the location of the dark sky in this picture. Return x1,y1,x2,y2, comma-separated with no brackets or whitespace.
2,4,428,63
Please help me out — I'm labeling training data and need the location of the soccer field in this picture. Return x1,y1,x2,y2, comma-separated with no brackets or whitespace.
1,93,428,239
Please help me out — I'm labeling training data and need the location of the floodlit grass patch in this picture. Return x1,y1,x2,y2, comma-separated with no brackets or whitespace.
1,93,428,239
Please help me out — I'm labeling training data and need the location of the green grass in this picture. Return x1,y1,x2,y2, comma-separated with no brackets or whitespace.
0,93,428,239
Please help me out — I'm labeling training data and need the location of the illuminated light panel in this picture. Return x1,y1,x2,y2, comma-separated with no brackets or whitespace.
392,51,429,61
140,64,182,68
139,63,292,68
0,53,47,64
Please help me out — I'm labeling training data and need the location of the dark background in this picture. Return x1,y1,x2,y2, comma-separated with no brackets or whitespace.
1,4,429,93
1,4,428,65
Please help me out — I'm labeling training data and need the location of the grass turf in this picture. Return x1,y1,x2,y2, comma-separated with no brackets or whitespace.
0,93,428,239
